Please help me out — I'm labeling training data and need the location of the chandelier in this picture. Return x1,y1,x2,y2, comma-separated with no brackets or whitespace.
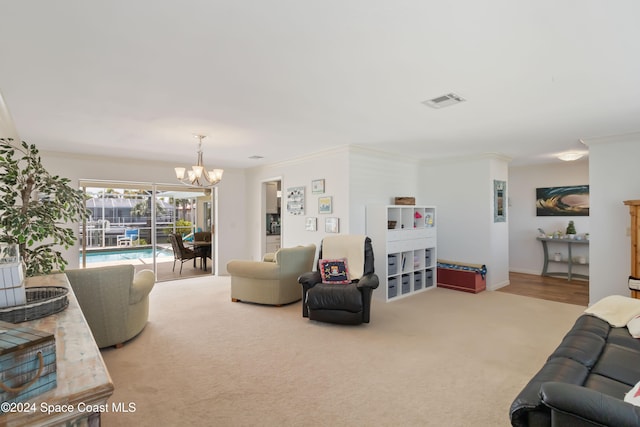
174,134,224,187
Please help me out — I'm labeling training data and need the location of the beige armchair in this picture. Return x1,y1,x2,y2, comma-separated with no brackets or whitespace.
227,244,316,306
65,264,155,348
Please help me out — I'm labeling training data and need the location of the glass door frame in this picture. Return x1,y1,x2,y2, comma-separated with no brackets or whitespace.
79,179,215,280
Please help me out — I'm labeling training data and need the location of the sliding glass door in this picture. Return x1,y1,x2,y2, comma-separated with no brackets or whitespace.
79,181,214,281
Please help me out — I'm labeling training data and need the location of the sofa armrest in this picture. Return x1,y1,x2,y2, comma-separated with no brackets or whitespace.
130,269,155,304
298,271,321,288
227,260,280,280
356,273,379,290
262,252,276,262
541,382,640,427
298,271,321,318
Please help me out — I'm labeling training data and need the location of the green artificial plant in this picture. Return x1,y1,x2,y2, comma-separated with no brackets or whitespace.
0,138,87,276
566,220,576,235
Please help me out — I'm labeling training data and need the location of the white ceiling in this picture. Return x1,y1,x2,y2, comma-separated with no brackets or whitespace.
1,1,639,168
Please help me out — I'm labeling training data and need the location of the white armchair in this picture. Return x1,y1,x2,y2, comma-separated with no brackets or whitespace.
65,265,155,348
226,244,316,306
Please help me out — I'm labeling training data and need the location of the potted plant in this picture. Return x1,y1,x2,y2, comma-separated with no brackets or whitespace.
566,220,577,239
0,138,87,276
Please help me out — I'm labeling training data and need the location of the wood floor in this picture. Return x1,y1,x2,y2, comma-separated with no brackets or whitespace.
498,272,589,306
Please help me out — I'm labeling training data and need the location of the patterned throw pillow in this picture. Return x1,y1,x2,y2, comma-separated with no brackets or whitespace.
319,258,350,284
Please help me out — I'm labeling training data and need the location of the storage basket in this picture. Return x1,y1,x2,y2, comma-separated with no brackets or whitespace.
401,274,411,294
0,320,57,409
0,287,69,323
388,277,398,298
394,197,415,205
388,255,398,275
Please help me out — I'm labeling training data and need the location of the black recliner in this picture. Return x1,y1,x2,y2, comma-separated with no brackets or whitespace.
298,235,379,325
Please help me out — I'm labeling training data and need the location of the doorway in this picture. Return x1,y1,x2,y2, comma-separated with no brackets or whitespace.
262,178,282,258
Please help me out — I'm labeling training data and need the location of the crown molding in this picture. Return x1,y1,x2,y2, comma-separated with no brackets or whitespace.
348,144,421,164
248,145,351,170
580,131,640,147
41,149,180,168
255,144,512,169
420,152,512,166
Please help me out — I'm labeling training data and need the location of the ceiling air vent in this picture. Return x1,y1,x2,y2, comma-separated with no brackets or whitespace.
422,92,466,109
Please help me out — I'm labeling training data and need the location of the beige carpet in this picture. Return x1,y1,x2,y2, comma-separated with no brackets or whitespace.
100,277,585,427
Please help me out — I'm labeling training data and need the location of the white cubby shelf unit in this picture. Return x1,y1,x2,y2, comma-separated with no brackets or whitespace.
366,205,437,302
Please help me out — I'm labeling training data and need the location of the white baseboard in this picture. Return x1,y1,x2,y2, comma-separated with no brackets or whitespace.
489,279,510,291
509,268,542,276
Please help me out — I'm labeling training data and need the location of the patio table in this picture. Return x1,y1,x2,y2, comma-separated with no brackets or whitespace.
189,241,211,271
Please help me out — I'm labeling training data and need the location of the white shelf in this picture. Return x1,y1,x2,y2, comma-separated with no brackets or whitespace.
367,204,437,302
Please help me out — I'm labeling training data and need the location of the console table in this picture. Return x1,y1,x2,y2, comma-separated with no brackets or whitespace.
537,237,589,281
1,273,114,427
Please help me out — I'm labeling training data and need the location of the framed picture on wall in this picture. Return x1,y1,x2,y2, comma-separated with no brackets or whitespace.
305,217,317,231
494,180,506,223
318,196,332,214
312,179,325,194
286,186,305,215
535,185,589,216
325,217,339,233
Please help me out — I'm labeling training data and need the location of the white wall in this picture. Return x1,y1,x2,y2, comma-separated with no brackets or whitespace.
241,146,421,270
419,155,510,290
39,151,247,274
584,132,640,304
508,160,590,276
243,147,351,262
488,157,510,289
212,168,246,274
348,146,420,234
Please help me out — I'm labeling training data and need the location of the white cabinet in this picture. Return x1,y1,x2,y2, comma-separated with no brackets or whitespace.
366,205,437,302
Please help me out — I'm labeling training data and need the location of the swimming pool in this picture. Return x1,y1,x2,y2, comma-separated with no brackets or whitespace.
81,248,173,263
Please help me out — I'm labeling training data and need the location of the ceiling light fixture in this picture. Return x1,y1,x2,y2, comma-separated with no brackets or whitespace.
557,152,584,162
174,134,224,187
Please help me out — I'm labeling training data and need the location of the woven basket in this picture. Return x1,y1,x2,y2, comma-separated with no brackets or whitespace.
0,287,69,323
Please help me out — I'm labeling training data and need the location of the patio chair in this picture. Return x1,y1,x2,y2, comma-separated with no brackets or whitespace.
117,228,139,246
193,231,212,270
168,233,199,274
182,228,202,243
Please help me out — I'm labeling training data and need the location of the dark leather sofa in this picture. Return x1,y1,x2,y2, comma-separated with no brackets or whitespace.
510,314,640,427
